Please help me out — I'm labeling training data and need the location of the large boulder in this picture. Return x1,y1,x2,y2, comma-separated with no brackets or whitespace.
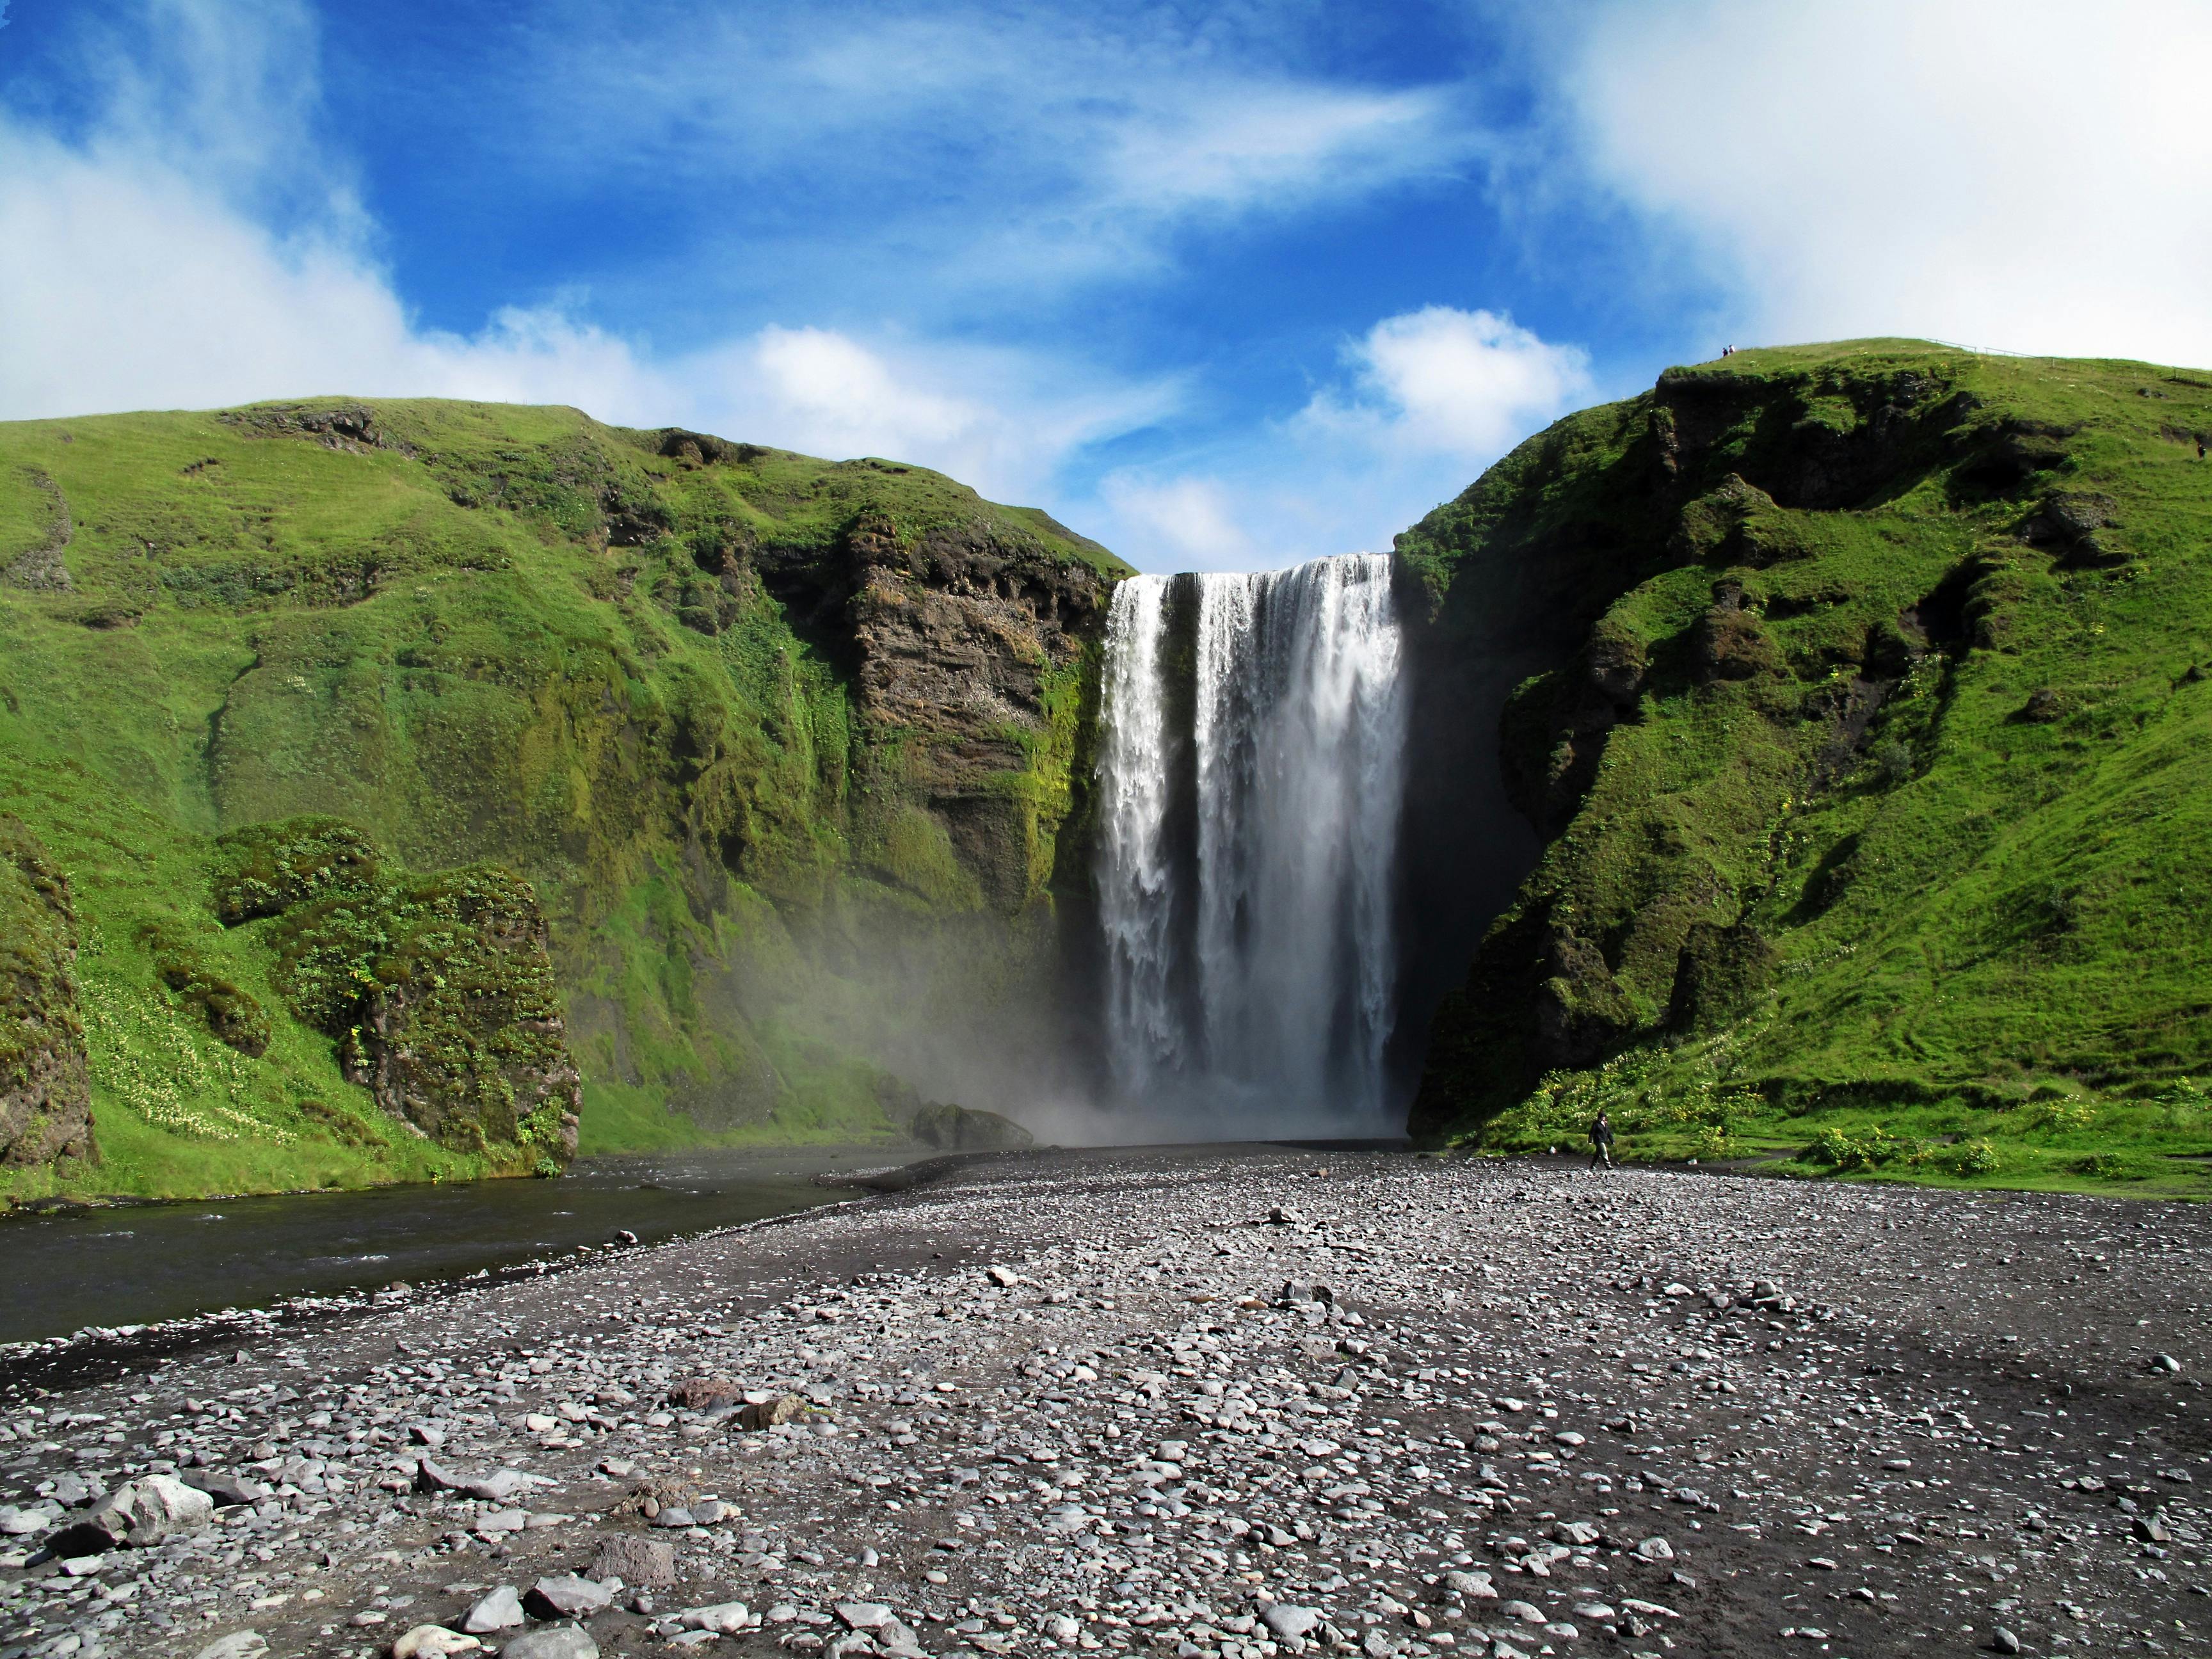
53,1475,212,1553
910,1101,1032,1151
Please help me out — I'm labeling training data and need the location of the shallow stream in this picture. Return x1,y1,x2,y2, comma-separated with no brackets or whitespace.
0,1148,884,1345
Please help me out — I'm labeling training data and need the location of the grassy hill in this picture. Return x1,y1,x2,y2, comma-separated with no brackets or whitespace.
0,399,1123,1201
1405,341,2212,1195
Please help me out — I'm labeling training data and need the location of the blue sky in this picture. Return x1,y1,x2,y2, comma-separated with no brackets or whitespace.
2,1,2208,570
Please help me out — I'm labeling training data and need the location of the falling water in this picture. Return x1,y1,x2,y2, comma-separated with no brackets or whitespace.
1094,553,1409,1128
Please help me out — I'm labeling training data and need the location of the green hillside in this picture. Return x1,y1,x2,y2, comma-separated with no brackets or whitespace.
1406,341,2212,1193
0,399,1123,1201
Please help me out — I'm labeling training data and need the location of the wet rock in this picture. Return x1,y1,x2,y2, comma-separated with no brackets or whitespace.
910,1101,1033,1151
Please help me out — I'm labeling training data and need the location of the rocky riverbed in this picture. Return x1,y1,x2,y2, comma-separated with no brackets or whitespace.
1,1148,2206,1659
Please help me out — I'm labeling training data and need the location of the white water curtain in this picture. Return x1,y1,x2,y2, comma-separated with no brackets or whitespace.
1096,554,1407,1130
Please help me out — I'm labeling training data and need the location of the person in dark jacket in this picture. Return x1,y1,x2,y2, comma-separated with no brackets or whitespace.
1589,1109,1615,1169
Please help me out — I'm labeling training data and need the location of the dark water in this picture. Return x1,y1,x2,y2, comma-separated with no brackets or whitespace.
0,1148,891,1346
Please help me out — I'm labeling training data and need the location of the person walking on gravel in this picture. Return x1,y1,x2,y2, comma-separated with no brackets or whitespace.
1589,1109,1615,1169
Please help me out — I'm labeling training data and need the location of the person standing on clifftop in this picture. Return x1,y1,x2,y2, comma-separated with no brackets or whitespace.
1589,1109,1615,1169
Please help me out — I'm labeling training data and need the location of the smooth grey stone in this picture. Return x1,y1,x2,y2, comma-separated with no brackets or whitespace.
502,1627,598,1659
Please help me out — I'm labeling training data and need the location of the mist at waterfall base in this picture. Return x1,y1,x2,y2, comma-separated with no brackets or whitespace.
1087,553,1413,1141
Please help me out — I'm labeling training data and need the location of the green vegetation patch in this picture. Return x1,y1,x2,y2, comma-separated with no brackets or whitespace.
1409,341,2212,1196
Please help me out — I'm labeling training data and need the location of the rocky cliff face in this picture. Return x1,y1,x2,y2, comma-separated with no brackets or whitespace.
0,401,1125,1194
1401,341,2212,1176
0,817,94,1169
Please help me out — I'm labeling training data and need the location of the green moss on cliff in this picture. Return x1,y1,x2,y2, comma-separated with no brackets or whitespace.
0,399,1123,1196
1407,341,2212,1192
0,815,94,1169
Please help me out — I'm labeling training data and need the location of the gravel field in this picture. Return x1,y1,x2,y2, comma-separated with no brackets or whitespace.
2,1148,2207,1659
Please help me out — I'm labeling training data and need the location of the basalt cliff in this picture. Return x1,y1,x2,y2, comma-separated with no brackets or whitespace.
8,341,2211,1200
0,401,1115,1197
1402,341,2212,1189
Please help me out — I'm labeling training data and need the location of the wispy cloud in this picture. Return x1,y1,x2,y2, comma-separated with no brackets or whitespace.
461,3,1484,307
1098,474,1265,572
0,1,1176,506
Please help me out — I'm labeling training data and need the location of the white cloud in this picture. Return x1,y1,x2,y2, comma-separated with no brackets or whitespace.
1563,0,2212,366
1088,305,1591,573
1297,306,1591,458
1098,474,1264,572
0,18,1171,509
690,328,1174,504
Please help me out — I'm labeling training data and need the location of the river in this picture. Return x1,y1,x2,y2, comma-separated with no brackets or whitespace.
0,1148,891,1347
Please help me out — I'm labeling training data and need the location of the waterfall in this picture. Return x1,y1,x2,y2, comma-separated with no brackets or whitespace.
1094,553,1408,1129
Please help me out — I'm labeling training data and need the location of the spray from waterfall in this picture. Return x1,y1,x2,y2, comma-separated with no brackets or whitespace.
1094,553,1408,1132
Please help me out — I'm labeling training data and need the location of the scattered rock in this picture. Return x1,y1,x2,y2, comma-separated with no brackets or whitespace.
524,1574,615,1620
501,1628,598,1659
669,1375,744,1411
590,1532,677,1585
393,1627,483,1659
56,1474,212,1551
181,1469,271,1507
737,1393,806,1430
672,1602,751,1634
461,1586,526,1634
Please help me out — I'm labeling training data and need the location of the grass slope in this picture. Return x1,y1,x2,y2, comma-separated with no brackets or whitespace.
0,399,1122,1201
1406,341,2212,1195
